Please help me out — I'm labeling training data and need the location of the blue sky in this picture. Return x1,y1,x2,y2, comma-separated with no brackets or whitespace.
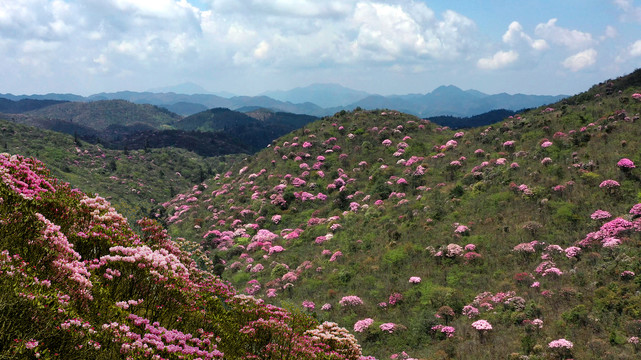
1,0,640,97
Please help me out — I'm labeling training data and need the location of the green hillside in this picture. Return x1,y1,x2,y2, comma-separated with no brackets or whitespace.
0,118,241,221
164,69,641,359
176,108,318,152
25,99,181,131
4,101,317,157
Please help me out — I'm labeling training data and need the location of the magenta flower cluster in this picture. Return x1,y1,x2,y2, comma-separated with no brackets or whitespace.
617,158,636,169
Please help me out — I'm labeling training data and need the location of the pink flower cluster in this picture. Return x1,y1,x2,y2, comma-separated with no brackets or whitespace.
34,213,93,300
503,140,515,148
104,314,224,359
353,318,374,332
339,295,364,307
599,179,620,188
0,153,56,200
379,323,395,333
101,244,190,284
462,305,479,318
548,338,573,349
564,246,581,258
591,209,612,220
388,292,403,306
617,158,636,169
471,319,492,331
630,203,641,216
513,241,537,253
302,300,315,310
621,270,635,278
454,225,469,234
524,318,543,329
431,325,456,337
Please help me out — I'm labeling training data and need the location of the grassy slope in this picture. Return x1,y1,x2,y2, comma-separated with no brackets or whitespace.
165,70,641,359
0,118,243,221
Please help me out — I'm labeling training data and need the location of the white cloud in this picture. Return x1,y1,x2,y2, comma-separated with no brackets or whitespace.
106,0,200,19
90,54,110,74
253,40,270,59
630,40,641,57
0,0,480,87
350,3,476,62
211,0,353,18
613,0,641,22
1,0,628,96
502,21,523,44
502,21,548,51
614,39,641,63
477,50,519,70
22,39,61,53
562,48,597,71
534,18,594,49
604,25,618,39
223,1,477,67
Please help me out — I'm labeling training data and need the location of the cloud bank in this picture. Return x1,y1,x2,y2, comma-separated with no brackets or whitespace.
0,0,639,96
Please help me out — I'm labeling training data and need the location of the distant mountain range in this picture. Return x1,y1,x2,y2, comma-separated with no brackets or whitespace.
261,83,371,108
1,83,567,118
0,98,318,156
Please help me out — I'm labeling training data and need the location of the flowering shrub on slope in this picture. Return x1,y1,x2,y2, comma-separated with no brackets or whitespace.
0,153,362,359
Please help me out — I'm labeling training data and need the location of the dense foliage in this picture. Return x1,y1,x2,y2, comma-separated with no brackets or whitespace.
0,153,363,359
165,69,641,359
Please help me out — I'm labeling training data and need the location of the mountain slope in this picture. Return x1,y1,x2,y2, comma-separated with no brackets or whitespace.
0,117,242,221
164,69,641,359
25,99,181,131
0,97,68,113
429,109,519,129
262,83,370,108
176,108,318,152
0,153,362,359
162,101,208,116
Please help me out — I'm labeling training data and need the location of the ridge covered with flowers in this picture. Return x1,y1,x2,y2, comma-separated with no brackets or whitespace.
163,69,641,359
0,153,363,359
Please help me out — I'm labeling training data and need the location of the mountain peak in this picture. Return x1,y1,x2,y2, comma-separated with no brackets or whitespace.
147,82,212,95
262,83,370,108
431,84,465,95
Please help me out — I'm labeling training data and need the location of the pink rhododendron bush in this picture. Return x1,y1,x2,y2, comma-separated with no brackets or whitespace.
0,153,362,359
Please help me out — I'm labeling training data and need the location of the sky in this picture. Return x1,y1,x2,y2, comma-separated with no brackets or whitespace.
1,0,640,97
